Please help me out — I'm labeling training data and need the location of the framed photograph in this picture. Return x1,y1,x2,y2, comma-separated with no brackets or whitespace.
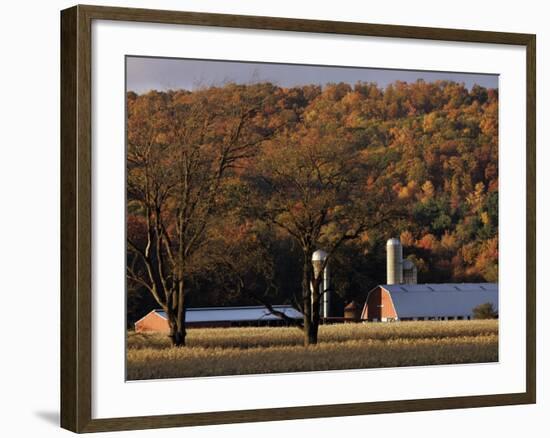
60,4,536,433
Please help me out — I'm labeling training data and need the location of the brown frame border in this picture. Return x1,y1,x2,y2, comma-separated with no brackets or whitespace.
60,4,536,433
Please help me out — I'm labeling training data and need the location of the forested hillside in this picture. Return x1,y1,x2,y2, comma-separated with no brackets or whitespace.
126,80,498,324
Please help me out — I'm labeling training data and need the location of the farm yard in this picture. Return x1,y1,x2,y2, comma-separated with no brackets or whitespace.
126,320,498,380
125,60,501,378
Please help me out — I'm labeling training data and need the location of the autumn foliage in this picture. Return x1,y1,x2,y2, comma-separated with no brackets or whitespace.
126,80,498,342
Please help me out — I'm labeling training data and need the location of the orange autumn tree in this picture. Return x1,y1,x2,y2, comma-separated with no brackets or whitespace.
249,86,399,345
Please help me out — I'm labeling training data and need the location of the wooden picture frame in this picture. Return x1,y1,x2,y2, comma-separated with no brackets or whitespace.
61,4,536,433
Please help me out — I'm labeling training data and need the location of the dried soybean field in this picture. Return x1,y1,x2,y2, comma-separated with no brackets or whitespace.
126,320,498,380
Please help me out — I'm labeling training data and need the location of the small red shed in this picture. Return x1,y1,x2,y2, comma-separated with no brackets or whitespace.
134,309,171,333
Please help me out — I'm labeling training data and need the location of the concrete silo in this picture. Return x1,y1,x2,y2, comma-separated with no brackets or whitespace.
386,238,403,285
402,258,418,284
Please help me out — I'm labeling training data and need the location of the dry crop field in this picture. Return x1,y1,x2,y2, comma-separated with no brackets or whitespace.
126,320,498,380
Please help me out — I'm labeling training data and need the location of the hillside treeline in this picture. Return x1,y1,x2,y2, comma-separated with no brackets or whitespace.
126,80,498,326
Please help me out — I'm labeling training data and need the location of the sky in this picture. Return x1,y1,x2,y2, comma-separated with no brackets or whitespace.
126,56,499,94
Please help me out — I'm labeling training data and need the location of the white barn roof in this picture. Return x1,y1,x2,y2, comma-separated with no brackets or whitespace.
376,283,498,318
154,305,303,323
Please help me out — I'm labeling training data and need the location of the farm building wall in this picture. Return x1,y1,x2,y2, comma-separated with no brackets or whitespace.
134,313,272,332
362,287,398,321
134,311,170,333
134,306,304,332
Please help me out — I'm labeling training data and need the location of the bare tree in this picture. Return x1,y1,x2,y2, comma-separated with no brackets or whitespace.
126,88,266,346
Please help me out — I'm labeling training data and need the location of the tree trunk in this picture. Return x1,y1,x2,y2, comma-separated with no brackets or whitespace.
302,268,312,346
309,274,321,346
307,322,318,345
168,314,187,347
302,253,311,346
168,315,185,347
170,323,186,347
301,250,320,346
168,281,187,347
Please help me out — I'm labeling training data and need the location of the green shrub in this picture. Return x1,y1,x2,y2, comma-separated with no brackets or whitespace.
472,302,498,319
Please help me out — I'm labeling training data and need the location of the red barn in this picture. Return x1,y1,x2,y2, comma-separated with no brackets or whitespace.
361,283,498,322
